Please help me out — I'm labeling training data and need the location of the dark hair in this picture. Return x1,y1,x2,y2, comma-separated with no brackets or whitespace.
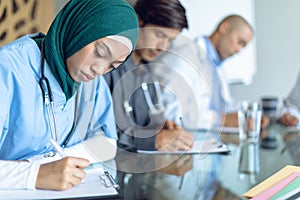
134,0,188,30
217,14,254,33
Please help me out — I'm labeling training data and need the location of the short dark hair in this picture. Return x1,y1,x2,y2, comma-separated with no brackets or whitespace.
218,14,254,33
134,0,188,30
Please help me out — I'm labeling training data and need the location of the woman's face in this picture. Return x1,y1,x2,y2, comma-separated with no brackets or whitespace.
66,37,130,82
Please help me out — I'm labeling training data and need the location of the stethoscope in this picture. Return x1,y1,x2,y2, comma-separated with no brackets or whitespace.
39,39,76,157
123,81,165,117
120,81,165,148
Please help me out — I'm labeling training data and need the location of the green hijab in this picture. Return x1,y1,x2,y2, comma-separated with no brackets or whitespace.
43,0,138,101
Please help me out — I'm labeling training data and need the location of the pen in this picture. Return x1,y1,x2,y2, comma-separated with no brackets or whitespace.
178,117,185,190
179,117,184,128
84,162,104,171
281,146,287,154
178,174,184,190
50,138,66,158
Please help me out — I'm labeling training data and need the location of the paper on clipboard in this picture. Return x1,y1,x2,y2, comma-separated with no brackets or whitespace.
212,126,240,134
0,168,119,200
243,165,300,198
189,126,239,134
138,138,230,154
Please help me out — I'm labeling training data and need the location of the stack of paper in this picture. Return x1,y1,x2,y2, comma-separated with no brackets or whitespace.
243,165,300,200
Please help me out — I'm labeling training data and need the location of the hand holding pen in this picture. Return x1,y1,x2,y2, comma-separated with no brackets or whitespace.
163,120,180,130
36,156,90,190
156,119,194,151
34,139,90,190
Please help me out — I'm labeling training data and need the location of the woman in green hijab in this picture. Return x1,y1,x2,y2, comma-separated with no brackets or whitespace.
0,0,138,190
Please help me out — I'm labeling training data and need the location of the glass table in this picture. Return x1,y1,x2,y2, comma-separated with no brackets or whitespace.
103,123,297,200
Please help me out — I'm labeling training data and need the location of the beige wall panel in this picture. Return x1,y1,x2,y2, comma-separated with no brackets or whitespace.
0,0,56,46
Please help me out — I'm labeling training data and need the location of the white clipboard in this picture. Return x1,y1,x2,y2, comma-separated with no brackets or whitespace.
0,168,119,200
137,138,230,154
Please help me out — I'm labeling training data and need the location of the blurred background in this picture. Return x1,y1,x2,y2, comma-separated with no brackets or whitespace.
1,0,299,103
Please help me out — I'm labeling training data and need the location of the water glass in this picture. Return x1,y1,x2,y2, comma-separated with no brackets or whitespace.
238,101,262,143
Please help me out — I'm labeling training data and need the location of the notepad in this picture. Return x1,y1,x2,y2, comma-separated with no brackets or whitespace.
271,176,300,200
277,187,300,200
251,172,300,200
243,165,300,198
137,138,230,154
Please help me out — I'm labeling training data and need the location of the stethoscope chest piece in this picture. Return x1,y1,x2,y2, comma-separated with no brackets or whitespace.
149,104,165,115
43,151,56,158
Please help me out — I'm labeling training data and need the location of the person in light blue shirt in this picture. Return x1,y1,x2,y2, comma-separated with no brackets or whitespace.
153,15,271,129
0,0,138,191
196,15,269,128
195,15,254,127
0,34,118,160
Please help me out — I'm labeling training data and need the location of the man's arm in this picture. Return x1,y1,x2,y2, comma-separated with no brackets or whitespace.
221,112,269,129
278,73,300,126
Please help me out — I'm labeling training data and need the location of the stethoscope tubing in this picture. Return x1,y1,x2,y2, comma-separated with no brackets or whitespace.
125,81,165,116
38,39,60,157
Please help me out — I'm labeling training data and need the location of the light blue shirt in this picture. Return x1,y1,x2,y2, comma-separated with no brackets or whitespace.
202,36,223,68
0,34,117,160
149,35,220,129
196,36,226,115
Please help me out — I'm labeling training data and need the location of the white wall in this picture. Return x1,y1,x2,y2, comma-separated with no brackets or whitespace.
181,0,300,103
230,0,300,102
55,0,68,14
55,0,300,103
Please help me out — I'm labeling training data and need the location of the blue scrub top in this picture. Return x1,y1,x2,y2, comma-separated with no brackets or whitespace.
0,34,117,160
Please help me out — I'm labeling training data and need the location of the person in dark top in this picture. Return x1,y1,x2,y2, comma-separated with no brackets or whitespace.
104,0,194,151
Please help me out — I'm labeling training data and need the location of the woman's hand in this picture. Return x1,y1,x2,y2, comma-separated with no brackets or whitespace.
36,157,90,190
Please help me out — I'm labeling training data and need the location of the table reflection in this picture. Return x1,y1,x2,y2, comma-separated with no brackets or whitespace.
117,153,221,200
109,124,298,200
282,128,300,165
